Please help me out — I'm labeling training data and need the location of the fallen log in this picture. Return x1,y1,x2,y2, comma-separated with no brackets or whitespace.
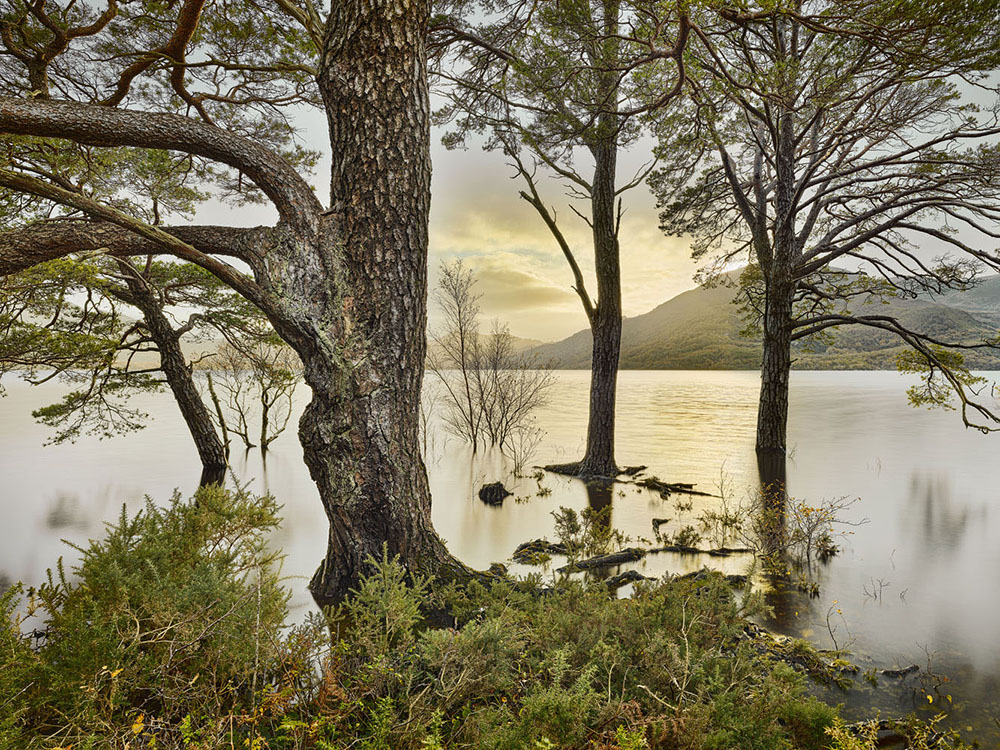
558,547,646,571
551,543,755,572
651,544,754,557
637,476,716,498
880,664,919,678
604,570,651,590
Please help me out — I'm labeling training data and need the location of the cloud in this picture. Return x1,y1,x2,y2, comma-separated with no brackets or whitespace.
472,260,579,313
429,140,704,340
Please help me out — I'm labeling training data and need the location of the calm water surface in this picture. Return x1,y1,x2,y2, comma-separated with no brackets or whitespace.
2,370,999,740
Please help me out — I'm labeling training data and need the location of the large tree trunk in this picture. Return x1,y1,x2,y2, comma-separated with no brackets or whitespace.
754,278,794,574
577,139,622,477
0,0,467,607
756,98,797,482
284,0,460,606
128,282,228,486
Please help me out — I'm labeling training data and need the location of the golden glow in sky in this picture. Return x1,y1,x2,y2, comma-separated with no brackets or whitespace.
427,136,701,342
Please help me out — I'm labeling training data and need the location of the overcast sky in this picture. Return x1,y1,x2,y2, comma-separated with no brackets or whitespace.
426,130,705,343
196,103,702,344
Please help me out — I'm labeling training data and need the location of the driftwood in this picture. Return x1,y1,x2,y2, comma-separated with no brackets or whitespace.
538,465,711,499
558,547,646,571
603,570,651,589
880,664,919,678
637,476,716,498
653,544,753,557
547,543,754,572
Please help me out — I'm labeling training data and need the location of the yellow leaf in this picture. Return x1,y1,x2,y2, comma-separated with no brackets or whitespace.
110,668,122,678
132,714,145,735
927,695,933,704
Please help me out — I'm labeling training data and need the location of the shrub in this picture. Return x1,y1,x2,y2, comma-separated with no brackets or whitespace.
0,584,37,749
3,488,955,750
2,484,287,748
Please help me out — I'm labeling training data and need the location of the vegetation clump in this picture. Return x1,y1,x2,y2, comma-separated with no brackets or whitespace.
1,484,288,748
0,488,962,750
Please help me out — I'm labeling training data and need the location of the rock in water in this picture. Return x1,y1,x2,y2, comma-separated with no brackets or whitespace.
478,481,512,506
487,562,509,577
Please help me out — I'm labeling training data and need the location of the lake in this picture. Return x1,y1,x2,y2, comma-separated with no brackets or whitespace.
2,370,999,741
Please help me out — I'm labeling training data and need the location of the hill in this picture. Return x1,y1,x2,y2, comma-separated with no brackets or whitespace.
530,275,1000,370
925,275,1000,327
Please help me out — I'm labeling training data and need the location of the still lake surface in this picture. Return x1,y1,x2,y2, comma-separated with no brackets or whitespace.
2,370,1000,739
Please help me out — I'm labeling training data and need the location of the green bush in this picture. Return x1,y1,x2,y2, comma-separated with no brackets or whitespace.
1,484,288,748
3,486,959,750
0,584,37,748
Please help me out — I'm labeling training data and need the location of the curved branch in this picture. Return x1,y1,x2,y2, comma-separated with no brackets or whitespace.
0,175,269,310
101,0,205,106
0,219,267,275
791,311,1000,433
0,97,322,233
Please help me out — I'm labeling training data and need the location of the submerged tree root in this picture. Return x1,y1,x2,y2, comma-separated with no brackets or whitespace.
550,542,754,573
540,463,715,499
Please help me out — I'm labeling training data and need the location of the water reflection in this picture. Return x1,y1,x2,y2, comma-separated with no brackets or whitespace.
906,472,986,560
45,494,91,531
3,371,1000,741
584,480,613,516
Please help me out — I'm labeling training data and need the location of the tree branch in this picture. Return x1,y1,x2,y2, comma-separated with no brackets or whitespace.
0,97,322,233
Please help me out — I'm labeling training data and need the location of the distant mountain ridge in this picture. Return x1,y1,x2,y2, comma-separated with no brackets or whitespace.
529,274,1000,370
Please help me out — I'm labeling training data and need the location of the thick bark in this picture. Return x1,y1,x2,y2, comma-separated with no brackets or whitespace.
0,0,468,606
578,139,622,477
0,98,320,233
755,279,794,464
577,3,623,478
755,99,797,475
0,221,267,276
125,280,228,485
291,0,460,606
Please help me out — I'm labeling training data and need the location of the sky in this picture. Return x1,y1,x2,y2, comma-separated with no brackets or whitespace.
195,104,703,344
426,133,702,342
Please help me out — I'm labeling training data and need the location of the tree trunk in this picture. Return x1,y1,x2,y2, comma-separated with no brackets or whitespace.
755,276,793,569
0,0,468,607
756,279,793,464
756,97,797,483
259,393,270,455
578,138,622,477
129,283,228,486
205,371,231,457
286,0,462,606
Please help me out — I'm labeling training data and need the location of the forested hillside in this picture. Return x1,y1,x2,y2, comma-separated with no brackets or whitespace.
531,276,1000,370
